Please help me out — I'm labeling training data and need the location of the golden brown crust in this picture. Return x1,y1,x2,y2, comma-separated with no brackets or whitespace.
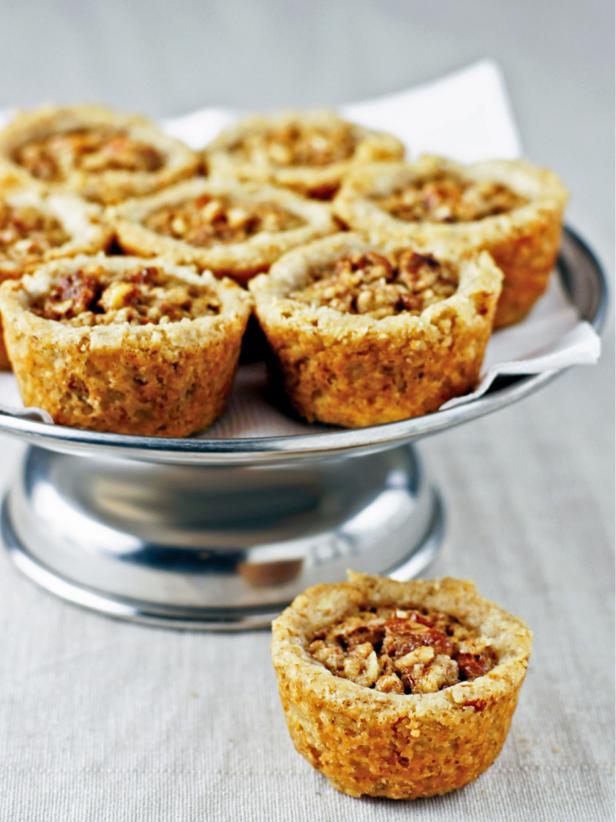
0,179,111,369
249,233,502,427
0,329,9,370
271,572,532,799
333,156,568,327
204,110,405,198
0,255,252,436
110,177,337,284
0,105,199,205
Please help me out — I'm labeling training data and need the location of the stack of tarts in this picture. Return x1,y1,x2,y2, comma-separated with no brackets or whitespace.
0,104,567,436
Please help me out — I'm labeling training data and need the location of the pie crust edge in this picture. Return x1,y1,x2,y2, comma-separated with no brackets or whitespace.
0,104,200,205
0,180,111,369
0,255,252,435
271,572,532,799
250,232,502,427
333,156,568,328
205,110,405,198
111,178,337,284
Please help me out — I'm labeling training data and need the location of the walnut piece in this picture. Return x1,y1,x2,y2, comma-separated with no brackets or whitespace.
0,203,70,265
14,128,164,182
308,604,496,695
144,194,304,247
373,174,527,224
290,250,457,319
32,265,221,326
230,121,357,168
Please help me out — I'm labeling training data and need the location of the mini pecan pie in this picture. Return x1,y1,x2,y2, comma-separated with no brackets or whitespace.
334,156,568,327
111,178,336,284
249,233,501,427
204,111,404,199
0,105,199,204
272,572,532,799
0,181,110,368
0,255,251,436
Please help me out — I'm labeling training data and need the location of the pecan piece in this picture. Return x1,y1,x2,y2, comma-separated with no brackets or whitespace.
456,649,496,681
383,616,455,658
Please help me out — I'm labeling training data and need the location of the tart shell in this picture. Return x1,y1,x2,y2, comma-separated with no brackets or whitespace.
0,255,251,436
204,110,405,199
271,572,532,800
0,180,111,369
249,233,502,428
111,178,337,284
333,156,568,327
0,105,199,205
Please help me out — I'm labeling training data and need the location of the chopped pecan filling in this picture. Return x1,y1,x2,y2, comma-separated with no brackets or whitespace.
0,203,70,265
290,250,457,319
308,605,496,695
31,265,220,326
144,194,305,246
229,122,357,168
14,128,164,182
373,175,528,223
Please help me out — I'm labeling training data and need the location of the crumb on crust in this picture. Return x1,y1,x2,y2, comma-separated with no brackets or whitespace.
271,573,533,800
0,255,252,436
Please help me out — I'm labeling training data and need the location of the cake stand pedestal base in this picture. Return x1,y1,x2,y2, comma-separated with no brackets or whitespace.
1,444,444,630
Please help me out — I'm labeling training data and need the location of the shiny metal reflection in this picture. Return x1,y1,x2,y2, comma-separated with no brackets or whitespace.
2,444,443,629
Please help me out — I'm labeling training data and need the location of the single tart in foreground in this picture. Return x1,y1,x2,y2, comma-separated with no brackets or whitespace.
0,181,110,369
333,156,568,327
271,572,532,799
249,233,502,428
0,104,199,204
111,177,336,285
204,110,405,199
0,255,251,436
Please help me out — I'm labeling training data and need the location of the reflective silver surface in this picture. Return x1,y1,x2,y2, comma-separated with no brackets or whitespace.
0,227,607,467
0,225,608,628
2,444,443,629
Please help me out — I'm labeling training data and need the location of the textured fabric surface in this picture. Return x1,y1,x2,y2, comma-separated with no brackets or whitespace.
0,1,613,819
0,347,613,821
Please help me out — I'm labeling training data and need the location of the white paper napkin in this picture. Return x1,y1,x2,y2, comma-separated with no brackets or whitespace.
0,60,602,433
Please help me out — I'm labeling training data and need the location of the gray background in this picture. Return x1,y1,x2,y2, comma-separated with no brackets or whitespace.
0,1,613,820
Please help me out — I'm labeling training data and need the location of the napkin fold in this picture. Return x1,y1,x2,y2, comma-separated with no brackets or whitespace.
0,60,601,433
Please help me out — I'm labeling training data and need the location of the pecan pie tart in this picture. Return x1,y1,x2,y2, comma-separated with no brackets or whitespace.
272,572,532,799
334,156,568,327
111,177,336,284
249,233,502,427
0,181,110,368
204,111,405,199
0,105,199,205
0,255,251,435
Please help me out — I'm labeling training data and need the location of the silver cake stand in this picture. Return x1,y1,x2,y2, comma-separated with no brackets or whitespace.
0,227,608,629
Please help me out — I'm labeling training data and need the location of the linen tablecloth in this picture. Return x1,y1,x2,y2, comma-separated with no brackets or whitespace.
0,1,613,818
1,350,613,820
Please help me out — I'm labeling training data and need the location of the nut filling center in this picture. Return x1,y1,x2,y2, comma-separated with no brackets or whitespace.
308,605,496,694
289,251,458,318
14,128,164,181
0,204,70,264
144,194,305,247
373,174,528,223
31,265,221,326
229,123,357,168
